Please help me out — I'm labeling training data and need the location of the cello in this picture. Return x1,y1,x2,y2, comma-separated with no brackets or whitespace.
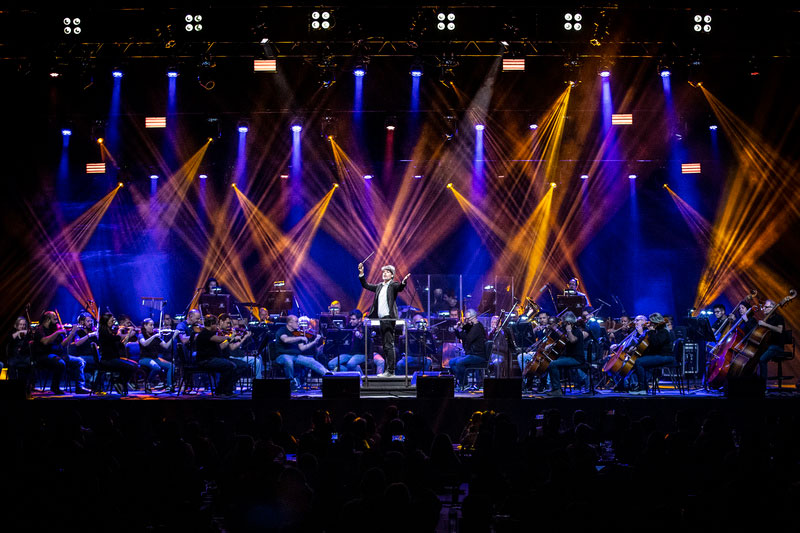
523,312,570,377
602,321,650,380
726,290,796,379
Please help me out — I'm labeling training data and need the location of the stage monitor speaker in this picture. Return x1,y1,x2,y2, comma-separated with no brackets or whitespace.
484,377,522,399
0,379,27,401
252,378,291,399
322,376,360,399
416,376,454,398
726,375,766,399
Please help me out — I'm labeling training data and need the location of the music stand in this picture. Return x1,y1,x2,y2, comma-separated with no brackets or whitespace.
141,297,166,327
265,290,294,315
406,328,436,377
199,293,231,316
557,294,587,315
478,288,496,315
684,317,715,343
323,328,351,371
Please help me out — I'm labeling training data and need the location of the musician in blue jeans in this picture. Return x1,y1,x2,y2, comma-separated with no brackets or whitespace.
547,311,587,396
275,315,329,388
450,309,487,389
755,300,786,379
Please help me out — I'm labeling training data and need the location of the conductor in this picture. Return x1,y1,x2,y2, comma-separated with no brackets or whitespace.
358,262,411,378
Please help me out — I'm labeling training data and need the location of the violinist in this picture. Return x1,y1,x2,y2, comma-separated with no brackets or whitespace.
138,318,174,393
274,314,329,388
195,314,246,396
396,314,434,373
756,299,786,380
162,313,177,330
97,313,138,395
326,309,386,374
68,312,99,369
546,311,587,396
176,309,202,349
608,315,633,344
31,311,90,395
629,313,675,395
219,313,259,379
7,316,33,384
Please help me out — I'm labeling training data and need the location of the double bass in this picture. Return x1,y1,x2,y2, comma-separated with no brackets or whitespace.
726,289,796,379
705,291,760,389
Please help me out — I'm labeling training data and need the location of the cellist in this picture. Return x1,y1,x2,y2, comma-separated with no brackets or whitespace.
629,313,675,395
756,299,786,379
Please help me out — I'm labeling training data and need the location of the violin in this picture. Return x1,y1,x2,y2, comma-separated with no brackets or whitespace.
292,329,316,341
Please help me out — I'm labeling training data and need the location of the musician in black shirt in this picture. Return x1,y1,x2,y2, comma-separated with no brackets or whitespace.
547,311,586,396
138,318,174,392
326,310,385,374
7,316,33,383
711,304,727,335
195,314,245,396
274,315,329,387
756,299,787,379
32,311,90,395
630,313,675,394
97,313,138,395
450,309,487,388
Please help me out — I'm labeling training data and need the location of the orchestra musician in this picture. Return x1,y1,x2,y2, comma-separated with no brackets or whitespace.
358,262,411,378
756,299,786,380
326,309,386,374
194,314,247,396
162,313,177,330
450,309,487,389
607,315,633,344
711,304,727,334
97,312,139,395
274,314,330,388
138,318,174,393
68,312,99,370
395,314,434,373
7,316,33,385
31,311,90,395
565,277,589,307
629,313,675,394
218,313,260,379
608,315,647,391
176,309,202,349
546,311,587,397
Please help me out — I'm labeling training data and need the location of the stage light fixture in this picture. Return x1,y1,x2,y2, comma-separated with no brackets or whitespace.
692,13,711,33
145,117,166,128
709,125,718,131
436,12,455,31
150,174,159,180
363,174,374,180
61,128,72,136
598,63,611,77
111,68,123,79
237,122,249,134
446,183,453,189
410,58,423,77
658,64,671,78
580,174,589,180
502,58,525,72
291,124,302,133
86,163,106,174
550,182,557,188
184,14,203,32
166,66,179,78
254,59,277,72
529,123,538,130
475,124,485,131
414,175,423,179
199,174,208,179
628,174,637,179
310,10,334,30
118,182,124,188
63,17,81,35
352,56,368,77
563,12,582,31
321,115,338,139
384,116,397,131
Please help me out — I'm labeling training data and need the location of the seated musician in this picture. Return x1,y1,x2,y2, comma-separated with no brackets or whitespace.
517,311,548,375
546,311,587,396
756,299,786,380
450,309,488,389
275,314,330,388
257,307,271,324
138,318,174,393
607,315,633,344
68,312,99,369
327,309,385,374
194,314,246,396
218,313,261,379
176,309,202,349
162,313,177,330
97,313,139,395
629,313,675,394
395,314,434,373
7,316,33,385
711,304,727,334
31,311,90,395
